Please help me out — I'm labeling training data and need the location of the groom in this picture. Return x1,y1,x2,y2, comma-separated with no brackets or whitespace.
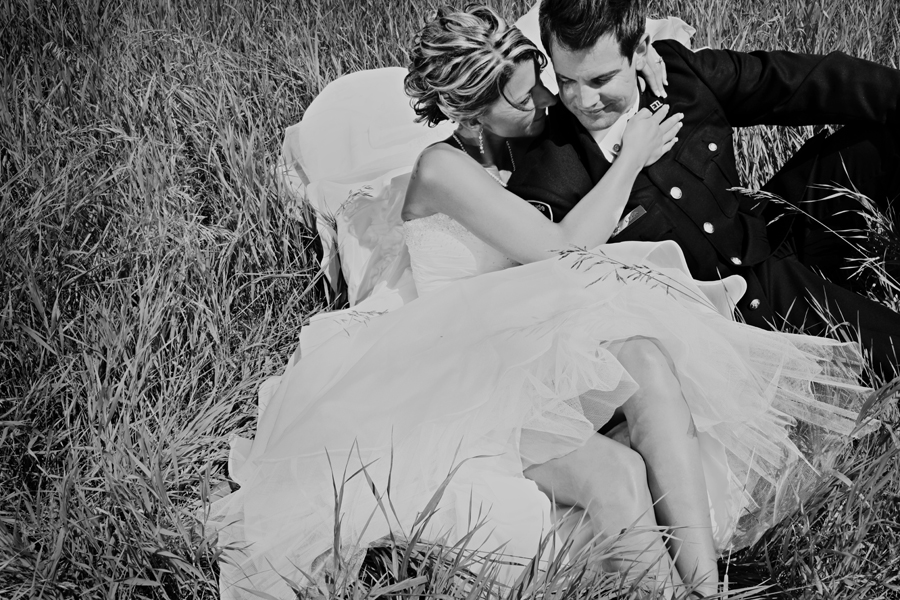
508,0,900,377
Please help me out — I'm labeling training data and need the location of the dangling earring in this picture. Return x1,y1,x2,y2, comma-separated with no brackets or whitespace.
479,128,485,156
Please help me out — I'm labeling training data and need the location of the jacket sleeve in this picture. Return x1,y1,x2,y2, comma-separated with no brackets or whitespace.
659,40,900,128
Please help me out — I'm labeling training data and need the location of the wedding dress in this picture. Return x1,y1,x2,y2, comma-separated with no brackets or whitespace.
210,209,872,599
208,10,874,600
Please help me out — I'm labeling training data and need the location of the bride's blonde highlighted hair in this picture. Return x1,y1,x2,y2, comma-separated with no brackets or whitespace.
405,5,546,127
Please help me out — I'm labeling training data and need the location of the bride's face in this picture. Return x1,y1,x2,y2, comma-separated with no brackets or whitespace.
480,60,557,139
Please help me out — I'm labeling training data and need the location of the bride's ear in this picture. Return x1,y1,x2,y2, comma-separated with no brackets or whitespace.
457,118,482,137
459,116,481,130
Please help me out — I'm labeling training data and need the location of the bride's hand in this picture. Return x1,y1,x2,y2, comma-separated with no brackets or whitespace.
639,40,667,97
620,105,683,168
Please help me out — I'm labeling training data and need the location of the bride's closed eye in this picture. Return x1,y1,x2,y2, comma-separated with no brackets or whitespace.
506,92,534,111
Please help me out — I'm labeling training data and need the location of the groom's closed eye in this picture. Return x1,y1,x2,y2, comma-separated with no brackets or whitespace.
590,73,617,86
557,73,617,88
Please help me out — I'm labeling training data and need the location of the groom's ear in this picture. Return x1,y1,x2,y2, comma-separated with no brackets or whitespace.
631,33,651,70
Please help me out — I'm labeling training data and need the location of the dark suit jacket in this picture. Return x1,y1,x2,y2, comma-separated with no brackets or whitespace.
507,40,900,285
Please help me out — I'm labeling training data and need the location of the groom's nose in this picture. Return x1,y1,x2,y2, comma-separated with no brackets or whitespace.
573,84,600,109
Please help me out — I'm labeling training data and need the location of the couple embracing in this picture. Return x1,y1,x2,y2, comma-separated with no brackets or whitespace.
209,0,899,597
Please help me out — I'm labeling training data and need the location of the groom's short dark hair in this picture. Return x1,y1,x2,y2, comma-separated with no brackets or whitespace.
539,0,647,61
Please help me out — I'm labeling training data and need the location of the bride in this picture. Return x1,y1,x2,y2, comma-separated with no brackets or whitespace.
209,5,874,599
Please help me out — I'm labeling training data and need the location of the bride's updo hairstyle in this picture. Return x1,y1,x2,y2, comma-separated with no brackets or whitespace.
405,5,546,126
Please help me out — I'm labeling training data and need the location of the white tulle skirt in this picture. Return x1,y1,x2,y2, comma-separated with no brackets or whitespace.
209,241,872,600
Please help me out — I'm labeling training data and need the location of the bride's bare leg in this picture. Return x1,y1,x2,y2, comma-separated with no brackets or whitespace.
524,434,681,594
612,339,719,596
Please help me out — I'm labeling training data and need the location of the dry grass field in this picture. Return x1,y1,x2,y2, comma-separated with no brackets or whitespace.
1,0,899,598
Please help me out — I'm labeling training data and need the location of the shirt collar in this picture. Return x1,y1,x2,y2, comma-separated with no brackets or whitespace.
589,78,645,163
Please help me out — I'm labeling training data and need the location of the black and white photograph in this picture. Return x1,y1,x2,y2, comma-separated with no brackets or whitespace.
2,0,899,598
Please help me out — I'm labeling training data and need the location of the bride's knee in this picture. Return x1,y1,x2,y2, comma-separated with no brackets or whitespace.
611,337,660,358
526,435,654,516
614,339,673,384
601,443,653,512
615,339,688,425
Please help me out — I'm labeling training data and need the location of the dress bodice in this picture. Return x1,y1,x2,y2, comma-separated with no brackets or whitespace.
403,213,518,296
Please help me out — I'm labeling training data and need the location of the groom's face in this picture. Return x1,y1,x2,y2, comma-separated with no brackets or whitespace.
549,33,646,132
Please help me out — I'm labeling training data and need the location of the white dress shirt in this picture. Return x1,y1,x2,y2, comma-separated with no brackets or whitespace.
589,78,646,163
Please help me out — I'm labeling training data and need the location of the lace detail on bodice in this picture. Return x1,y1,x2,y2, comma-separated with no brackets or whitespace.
403,213,517,296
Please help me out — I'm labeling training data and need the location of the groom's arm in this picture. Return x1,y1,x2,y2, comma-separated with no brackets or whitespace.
657,40,900,128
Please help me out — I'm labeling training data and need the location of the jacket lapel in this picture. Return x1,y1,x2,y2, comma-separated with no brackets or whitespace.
549,103,611,183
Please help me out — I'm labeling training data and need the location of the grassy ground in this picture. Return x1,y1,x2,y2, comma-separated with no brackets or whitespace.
1,0,898,598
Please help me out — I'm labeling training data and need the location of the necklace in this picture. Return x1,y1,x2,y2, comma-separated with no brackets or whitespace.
451,133,516,187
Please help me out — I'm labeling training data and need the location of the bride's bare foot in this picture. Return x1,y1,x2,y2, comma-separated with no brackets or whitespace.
613,339,720,595
524,433,683,594
597,526,682,597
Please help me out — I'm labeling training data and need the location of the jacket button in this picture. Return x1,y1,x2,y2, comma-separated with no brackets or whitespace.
749,299,760,310
703,222,714,234
731,257,742,265
708,142,718,152
670,186,683,199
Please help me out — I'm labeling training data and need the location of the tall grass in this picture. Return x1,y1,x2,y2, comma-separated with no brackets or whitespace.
0,0,898,598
